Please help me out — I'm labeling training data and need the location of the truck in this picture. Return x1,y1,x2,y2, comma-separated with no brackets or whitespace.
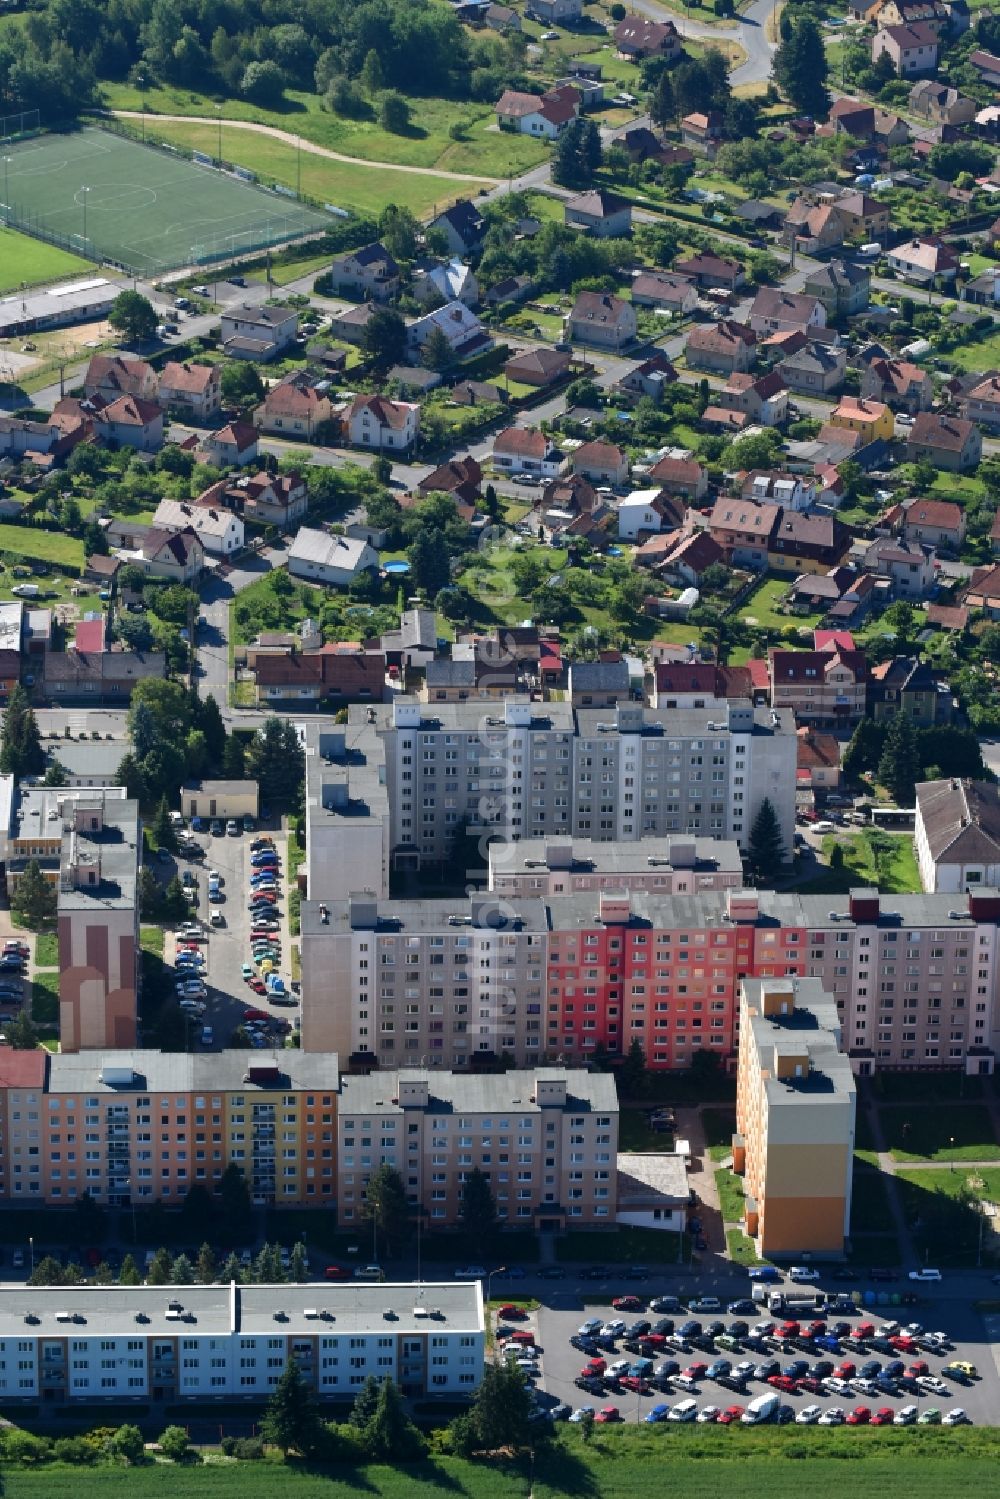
767,1292,825,1315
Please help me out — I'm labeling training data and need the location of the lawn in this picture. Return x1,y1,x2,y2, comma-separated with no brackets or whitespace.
714,1166,745,1224
884,1102,1000,1162
851,1164,894,1232
103,83,547,177
937,324,1000,373
703,1107,736,1162
796,831,921,895
726,1227,761,1265
0,226,93,292
556,1225,689,1264
140,926,165,958
0,525,83,572
128,118,489,221
739,574,819,632
34,931,58,967
618,1110,674,1153
31,969,59,1025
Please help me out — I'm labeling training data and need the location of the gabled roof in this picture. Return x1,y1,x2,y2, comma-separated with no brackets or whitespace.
709,498,780,539
902,497,963,530
570,290,632,327
160,361,218,394
878,19,939,46
494,426,549,459
566,188,631,218
687,319,757,353
349,394,417,430
98,395,161,427
916,778,1000,864
908,411,976,451
750,287,824,323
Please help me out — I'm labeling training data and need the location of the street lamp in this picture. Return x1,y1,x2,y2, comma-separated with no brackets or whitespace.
28,1236,34,1275
216,105,223,165
950,1136,956,1173
2,156,10,226
81,185,90,250
485,1265,507,1312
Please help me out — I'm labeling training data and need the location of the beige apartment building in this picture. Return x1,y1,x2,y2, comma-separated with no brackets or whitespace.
734,977,855,1258
0,1052,338,1208
300,893,548,1069
303,722,391,903
488,835,743,897
57,794,140,1053
336,1067,619,1231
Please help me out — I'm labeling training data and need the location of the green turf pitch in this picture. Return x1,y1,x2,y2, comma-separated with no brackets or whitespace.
1,127,330,275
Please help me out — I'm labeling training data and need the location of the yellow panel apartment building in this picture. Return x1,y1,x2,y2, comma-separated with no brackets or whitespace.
734,977,856,1258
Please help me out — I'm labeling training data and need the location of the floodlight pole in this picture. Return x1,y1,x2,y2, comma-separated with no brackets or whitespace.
81,185,89,249
2,156,8,225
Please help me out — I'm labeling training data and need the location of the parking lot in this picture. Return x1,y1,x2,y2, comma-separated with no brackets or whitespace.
165,824,294,1050
492,1272,1000,1429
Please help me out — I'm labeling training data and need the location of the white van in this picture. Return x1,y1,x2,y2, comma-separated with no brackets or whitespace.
741,1391,780,1425
667,1399,698,1422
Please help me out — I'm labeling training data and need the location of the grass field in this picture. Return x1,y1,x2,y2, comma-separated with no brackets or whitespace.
3,127,329,275
798,831,922,896
884,1102,1000,1162
34,932,58,967
133,119,488,223
0,525,83,571
739,575,819,632
715,1166,745,1224
0,226,92,291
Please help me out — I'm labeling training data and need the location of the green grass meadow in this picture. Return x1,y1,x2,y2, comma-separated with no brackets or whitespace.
0,226,92,291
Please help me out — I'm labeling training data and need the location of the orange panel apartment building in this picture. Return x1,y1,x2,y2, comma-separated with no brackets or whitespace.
734,976,856,1257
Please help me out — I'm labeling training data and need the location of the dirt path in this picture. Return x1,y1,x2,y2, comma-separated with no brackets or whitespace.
110,111,500,185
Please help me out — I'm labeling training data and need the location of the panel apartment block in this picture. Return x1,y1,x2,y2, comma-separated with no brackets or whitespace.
336,1067,619,1232
735,977,856,1257
488,834,744,897
300,894,548,1068
0,1052,339,1208
57,793,140,1053
0,1282,483,1403
304,720,390,902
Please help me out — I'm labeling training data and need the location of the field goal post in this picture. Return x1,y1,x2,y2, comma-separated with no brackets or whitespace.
0,110,41,144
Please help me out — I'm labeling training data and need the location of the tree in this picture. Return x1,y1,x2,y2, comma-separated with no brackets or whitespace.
422,323,454,372
119,1254,141,1286
360,48,384,95
844,716,887,781
219,1163,252,1241
197,694,227,770
290,1240,308,1282
157,1426,190,1462
460,1168,497,1256
171,1253,195,1284
350,1373,383,1429
451,1361,536,1455
619,1038,647,1098
829,842,845,871
29,1254,65,1286
108,1424,145,1465
222,734,246,780
245,717,305,811
774,18,830,117
221,362,265,409
409,529,451,597
362,1164,409,1257
361,306,407,372
1,684,44,778
8,1012,40,1050
221,1251,243,1283
147,1248,173,1285
262,1357,320,1456
379,90,411,132
747,796,786,881
650,71,675,126
43,758,68,787
241,58,286,105
152,794,178,853
108,290,157,343
878,712,919,805
552,118,602,189
12,858,57,929
362,1377,425,1461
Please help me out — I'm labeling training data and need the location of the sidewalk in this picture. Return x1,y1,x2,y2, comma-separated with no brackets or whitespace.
867,1097,917,1265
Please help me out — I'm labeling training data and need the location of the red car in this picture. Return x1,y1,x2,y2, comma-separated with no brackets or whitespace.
836,1362,857,1379
908,1360,929,1377
797,1377,823,1394
324,1264,350,1281
780,1322,800,1338
845,1406,871,1426
857,1323,875,1339
717,1405,743,1424
768,1375,798,1394
870,1408,895,1426
499,1305,526,1320
889,1336,917,1353
612,1296,644,1312
619,1377,651,1394
244,1007,270,1022
595,1407,621,1424
248,978,267,996
582,1361,606,1376
809,1321,827,1335
640,1334,667,1348
684,1363,708,1380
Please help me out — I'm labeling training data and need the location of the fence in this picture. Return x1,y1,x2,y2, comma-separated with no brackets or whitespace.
0,109,41,144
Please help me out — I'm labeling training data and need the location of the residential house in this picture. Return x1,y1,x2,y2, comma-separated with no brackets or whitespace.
136,526,205,583
328,303,378,346
868,0,950,28
220,303,298,362
569,440,628,487
567,291,637,350
534,473,601,534
630,271,698,315
483,274,534,308
860,356,933,411
613,15,680,57
419,455,482,505
968,48,1000,86
158,361,222,423
412,258,479,308
829,98,876,138
803,260,871,319
887,236,959,282
255,374,335,440
748,288,827,336
495,86,579,137
231,472,309,531
906,411,982,470
407,301,489,361
963,269,1000,307
648,454,708,499
44,648,166,702
769,510,852,575
564,189,632,238
386,366,441,400
831,191,891,244
779,340,847,395
741,471,815,511
198,421,258,468
616,352,678,405
330,241,400,302
685,320,757,375
873,20,939,72
784,200,845,254
288,528,379,588
965,563,1000,616
526,0,584,22
673,252,745,291
615,489,676,542
427,201,486,258
486,3,521,30
797,727,843,791
769,646,867,727
656,530,723,584
874,109,911,148
422,653,517,703
915,778,1000,892
965,373,1000,429
568,657,631,707
909,79,976,122
708,498,780,569
254,649,386,708
93,396,163,453
679,111,723,158
901,496,966,552
718,372,788,427
493,426,564,477
153,498,244,557
869,655,951,725
830,395,895,443
83,354,158,404
347,394,419,453
504,348,572,387
863,536,938,597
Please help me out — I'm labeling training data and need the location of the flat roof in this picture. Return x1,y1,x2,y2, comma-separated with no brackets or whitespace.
301,894,549,938
339,1067,618,1116
0,277,122,334
47,1050,341,1094
490,835,743,878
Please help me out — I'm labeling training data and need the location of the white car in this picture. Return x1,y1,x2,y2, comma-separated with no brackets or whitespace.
789,1266,819,1282
600,1320,626,1337
541,28,559,38
208,870,223,886
812,820,835,834
696,1406,720,1423
943,1408,970,1426
578,1320,602,1337
894,1405,918,1426
608,1359,631,1376
916,1376,948,1396
822,1377,850,1397
796,1404,821,1425
210,909,224,926
909,1268,942,1282
569,1406,595,1424
818,1407,844,1426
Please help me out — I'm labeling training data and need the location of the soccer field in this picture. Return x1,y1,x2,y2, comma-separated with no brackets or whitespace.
1,127,331,275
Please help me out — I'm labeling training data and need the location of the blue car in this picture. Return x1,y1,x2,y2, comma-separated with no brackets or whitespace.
190,817,203,832
645,1404,671,1424
748,1266,781,1283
